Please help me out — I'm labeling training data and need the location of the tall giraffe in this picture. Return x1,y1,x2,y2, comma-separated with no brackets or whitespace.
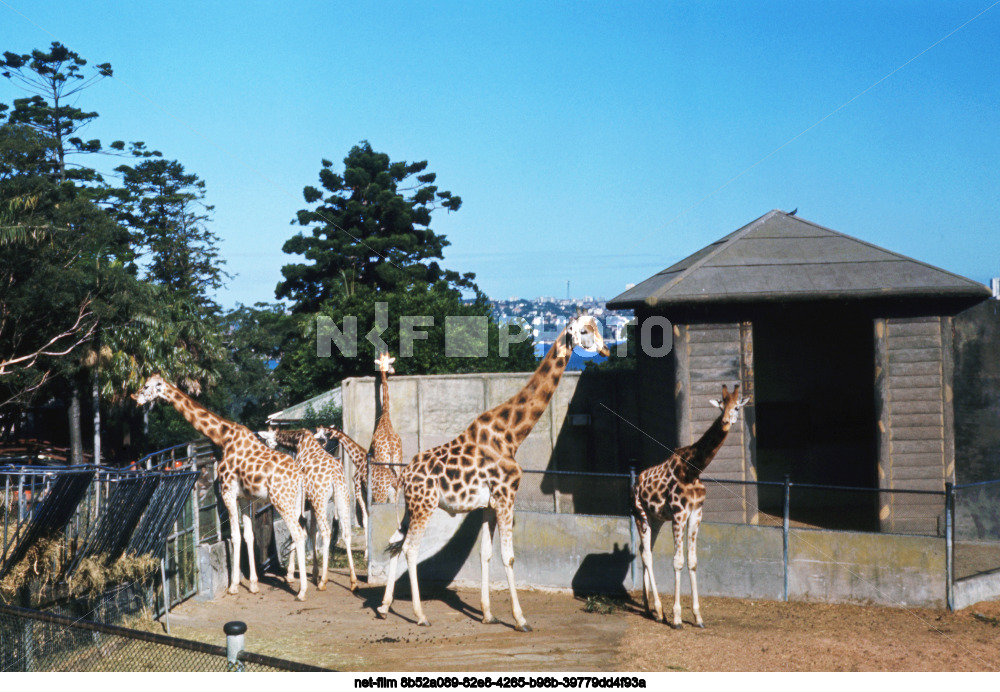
315,426,398,559
370,351,404,473
259,428,358,591
132,374,309,600
377,314,609,631
632,383,750,628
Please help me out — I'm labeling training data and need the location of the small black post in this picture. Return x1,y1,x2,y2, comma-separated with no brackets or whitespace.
783,474,791,602
224,620,247,671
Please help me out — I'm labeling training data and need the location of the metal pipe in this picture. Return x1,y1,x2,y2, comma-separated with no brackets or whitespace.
945,482,954,612
783,474,791,602
628,466,637,590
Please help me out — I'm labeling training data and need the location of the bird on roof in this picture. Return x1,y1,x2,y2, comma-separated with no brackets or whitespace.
787,208,798,216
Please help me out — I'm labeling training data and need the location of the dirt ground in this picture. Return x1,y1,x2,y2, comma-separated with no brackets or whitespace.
165,563,1000,673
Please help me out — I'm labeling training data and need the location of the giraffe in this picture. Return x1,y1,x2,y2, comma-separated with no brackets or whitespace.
258,428,358,591
632,383,750,628
377,314,609,631
315,426,398,560
132,374,309,600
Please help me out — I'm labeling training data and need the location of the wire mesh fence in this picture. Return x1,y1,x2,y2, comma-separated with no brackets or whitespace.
0,603,330,672
953,479,1000,581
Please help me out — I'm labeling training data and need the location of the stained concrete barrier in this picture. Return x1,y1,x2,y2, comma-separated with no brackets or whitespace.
367,503,948,608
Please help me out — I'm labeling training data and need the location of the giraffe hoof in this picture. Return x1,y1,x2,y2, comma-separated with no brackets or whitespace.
670,622,683,630
296,593,306,602
482,616,499,625
317,583,327,592
226,587,239,596
350,581,359,592
515,623,533,633
376,606,389,619
696,623,705,629
417,618,431,627
248,583,259,594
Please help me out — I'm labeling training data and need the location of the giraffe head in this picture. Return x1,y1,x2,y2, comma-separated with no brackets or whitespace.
132,374,168,406
258,427,278,448
709,384,751,427
375,352,396,374
566,313,610,356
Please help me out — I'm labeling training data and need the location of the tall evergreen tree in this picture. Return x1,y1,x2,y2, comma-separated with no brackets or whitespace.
276,140,470,313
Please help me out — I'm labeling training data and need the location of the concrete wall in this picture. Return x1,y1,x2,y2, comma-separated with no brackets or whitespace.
367,503,947,608
341,370,641,515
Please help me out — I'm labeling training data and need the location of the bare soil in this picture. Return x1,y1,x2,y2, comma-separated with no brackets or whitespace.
165,564,1000,673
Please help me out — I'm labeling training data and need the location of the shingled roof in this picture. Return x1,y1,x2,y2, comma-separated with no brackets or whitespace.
607,210,991,309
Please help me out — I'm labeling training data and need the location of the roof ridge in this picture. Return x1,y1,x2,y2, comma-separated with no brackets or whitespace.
648,210,782,305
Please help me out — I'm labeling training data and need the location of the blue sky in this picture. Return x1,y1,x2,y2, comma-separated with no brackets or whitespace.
2,1,998,307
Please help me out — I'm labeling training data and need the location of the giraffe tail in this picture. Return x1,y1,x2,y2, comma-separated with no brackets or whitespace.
385,510,410,556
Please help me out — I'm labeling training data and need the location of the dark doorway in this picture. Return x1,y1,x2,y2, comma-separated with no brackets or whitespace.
753,306,878,531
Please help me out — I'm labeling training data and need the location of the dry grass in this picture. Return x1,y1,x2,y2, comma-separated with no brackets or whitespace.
1,524,158,603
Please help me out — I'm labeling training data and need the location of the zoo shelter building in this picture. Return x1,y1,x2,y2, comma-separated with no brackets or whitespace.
608,209,998,535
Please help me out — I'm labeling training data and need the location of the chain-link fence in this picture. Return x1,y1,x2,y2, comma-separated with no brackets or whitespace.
0,603,330,672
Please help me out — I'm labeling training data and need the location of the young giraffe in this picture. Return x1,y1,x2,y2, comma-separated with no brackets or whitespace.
315,426,398,559
632,383,750,628
366,353,403,522
132,374,309,600
258,428,358,591
377,314,609,631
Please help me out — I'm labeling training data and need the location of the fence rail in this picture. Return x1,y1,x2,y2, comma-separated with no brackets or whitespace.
370,461,1000,610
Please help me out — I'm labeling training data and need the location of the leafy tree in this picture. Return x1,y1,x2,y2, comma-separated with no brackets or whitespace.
1,42,112,184
109,143,228,312
274,143,535,403
276,141,470,313
205,302,295,430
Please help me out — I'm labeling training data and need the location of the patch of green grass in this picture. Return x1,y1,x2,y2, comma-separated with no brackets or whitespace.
330,548,367,571
582,594,628,615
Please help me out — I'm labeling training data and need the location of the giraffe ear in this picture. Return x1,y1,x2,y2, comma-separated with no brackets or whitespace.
709,399,723,410
737,396,751,408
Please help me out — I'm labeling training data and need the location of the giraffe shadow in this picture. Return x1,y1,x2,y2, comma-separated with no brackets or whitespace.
360,510,489,624
570,542,635,600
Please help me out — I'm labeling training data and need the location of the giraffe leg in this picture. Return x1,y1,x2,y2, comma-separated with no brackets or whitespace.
402,513,431,626
334,483,357,590
221,486,243,596
636,516,663,622
242,511,259,594
377,509,408,619
357,485,371,561
313,502,333,591
480,508,498,624
496,502,530,632
688,505,705,628
671,517,686,629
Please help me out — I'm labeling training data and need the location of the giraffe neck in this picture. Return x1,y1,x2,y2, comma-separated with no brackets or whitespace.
378,369,391,425
686,415,731,478
497,325,573,446
275,429,305,450
160,383,235,445
327,428,367,464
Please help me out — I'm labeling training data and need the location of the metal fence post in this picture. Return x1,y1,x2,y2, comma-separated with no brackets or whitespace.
783,474,790,602
945,482,954,612
160,557,171,634
628,466,637,590
224,620,247,671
